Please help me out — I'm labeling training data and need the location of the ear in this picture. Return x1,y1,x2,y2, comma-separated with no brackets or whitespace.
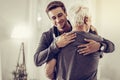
84,16,88,24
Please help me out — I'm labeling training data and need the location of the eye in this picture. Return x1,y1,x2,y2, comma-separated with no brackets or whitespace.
58,13,63,18
51,16,56,20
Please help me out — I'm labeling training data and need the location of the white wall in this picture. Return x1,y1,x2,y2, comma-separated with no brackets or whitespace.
96,0,120,80
0,49,2,80
0,40,22,80
0,0,39,80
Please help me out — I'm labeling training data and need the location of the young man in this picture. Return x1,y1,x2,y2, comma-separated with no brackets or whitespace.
34,1,115,80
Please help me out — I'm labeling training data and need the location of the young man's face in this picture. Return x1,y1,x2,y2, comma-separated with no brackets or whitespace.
48,7,68,32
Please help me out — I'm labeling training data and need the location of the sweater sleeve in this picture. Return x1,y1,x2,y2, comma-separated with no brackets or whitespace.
89,27,115,53
100,38,115,53
34,32,60,66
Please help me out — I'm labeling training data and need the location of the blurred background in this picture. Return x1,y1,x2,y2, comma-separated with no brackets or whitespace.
0,0,120,80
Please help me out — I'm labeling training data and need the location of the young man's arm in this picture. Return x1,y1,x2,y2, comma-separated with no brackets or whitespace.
90,26,115,53
77,26,115,55
34,32,60,66
99,38,115,53
89,25,115,53
34,30,76,66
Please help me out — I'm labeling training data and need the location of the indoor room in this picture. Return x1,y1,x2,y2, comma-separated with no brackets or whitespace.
0,0,120,80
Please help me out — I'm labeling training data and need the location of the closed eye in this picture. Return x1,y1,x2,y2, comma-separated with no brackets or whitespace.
58,13,63,18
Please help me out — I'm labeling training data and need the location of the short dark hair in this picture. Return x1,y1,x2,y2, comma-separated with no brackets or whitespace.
46,1,66,14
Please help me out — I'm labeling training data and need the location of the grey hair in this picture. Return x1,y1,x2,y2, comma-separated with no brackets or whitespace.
69,5,90,26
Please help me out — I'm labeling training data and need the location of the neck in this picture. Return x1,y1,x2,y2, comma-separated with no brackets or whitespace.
72,24,89,32
72,28,85,32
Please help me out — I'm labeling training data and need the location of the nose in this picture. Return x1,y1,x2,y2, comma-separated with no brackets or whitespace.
56,17,61,23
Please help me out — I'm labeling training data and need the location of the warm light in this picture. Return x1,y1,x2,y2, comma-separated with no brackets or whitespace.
11,25,31,39
37,16,42,21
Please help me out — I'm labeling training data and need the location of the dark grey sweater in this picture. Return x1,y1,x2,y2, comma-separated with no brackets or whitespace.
56,31,103,80
34,26,114,80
